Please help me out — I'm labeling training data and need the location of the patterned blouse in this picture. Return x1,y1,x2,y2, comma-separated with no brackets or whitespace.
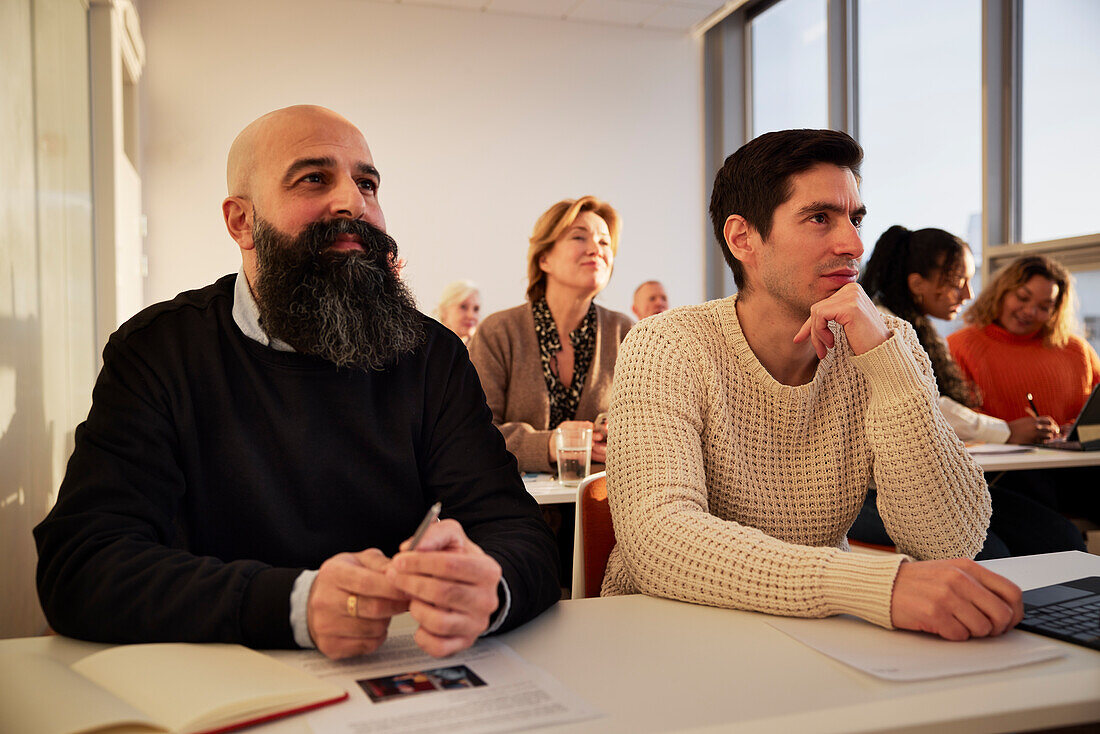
532,297,598,428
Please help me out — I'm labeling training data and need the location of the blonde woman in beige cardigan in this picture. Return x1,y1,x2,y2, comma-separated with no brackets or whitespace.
468,196,634,473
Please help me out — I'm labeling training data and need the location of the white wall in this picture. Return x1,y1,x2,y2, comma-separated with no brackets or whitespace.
137,0,705,320
2,0,96,638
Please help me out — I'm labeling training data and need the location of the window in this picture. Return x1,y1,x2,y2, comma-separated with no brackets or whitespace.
1020,0,1100,243
857,0,982,271
1073,270,1100,355
750,0,828,136
705,0,1100,309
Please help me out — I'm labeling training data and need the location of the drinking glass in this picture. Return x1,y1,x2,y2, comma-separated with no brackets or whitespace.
554,426,592,487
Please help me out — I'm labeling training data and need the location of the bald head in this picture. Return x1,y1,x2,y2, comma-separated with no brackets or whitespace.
632,280,669,320
221,105,384,287
226,105,365,197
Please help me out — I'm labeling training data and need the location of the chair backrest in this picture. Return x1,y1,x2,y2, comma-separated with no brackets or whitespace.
571,471,614,599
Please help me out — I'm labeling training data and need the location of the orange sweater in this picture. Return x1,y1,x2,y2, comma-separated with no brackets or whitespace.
947,324,1100,424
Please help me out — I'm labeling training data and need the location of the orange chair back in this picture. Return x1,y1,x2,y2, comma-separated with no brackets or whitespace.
579,475,615,599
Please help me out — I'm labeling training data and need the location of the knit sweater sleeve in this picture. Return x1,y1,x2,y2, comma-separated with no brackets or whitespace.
605,319,906,629
467,311,553,473
852,320,990,560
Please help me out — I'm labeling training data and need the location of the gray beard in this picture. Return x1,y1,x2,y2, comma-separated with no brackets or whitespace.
252,215,424,370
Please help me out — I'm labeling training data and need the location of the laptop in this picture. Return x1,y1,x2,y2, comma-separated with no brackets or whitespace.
1017,577,1100,650
1038,383,1100,451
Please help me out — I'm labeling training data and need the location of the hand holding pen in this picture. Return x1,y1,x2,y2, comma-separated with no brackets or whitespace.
305,501,488,660
388,502,504,657
1026,393,1039,418
1018,392,1060,443
406,501,442,551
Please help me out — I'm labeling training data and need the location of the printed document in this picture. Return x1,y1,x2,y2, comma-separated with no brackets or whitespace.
271,634,600,733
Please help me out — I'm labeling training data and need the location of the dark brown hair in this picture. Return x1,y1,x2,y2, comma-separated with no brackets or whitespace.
861,225,977,406
708,129,863,290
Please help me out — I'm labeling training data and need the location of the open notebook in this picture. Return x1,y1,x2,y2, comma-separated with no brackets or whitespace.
0,643,348,734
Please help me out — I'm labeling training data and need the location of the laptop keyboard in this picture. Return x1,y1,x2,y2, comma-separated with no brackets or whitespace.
1019,596,1100,649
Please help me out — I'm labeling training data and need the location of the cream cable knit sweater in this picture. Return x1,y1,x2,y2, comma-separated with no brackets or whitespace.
601,295,990,628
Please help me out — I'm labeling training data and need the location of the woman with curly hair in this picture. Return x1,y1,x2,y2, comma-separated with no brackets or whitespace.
849,228,1084,557
948,254,1099,430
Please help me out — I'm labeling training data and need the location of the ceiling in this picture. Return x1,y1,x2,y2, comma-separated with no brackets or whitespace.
364,0,738,33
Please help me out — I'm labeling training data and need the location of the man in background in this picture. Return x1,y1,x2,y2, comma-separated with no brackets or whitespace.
35,105,559,660
631,280,669,320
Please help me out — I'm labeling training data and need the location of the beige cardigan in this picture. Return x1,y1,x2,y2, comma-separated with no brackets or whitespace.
468,301,634,472
602,297,990,628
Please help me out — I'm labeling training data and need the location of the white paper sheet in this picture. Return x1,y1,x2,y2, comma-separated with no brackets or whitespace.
966,443,1035,455
767,615,1063,681
522,473,563,494
271,635,601,734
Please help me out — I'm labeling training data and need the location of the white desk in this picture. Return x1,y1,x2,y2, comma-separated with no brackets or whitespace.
527,450,1100,489
523,472,577,505
968,445,1100,472
533,449,1100,489
509,551,1100,734
4,552,1098,733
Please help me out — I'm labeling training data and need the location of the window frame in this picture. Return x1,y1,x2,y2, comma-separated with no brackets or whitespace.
702,0,1100,298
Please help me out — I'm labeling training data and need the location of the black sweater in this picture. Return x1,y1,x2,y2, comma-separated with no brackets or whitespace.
35,274,559,648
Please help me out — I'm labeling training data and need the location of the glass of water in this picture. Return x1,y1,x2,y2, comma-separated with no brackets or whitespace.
554,425,592,487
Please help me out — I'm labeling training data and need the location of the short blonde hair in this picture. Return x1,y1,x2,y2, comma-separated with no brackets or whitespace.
434,280,479,321
964,255,1078,348
526,196,621,302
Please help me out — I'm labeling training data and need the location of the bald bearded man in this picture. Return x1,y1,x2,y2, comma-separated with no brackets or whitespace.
35,106,559,659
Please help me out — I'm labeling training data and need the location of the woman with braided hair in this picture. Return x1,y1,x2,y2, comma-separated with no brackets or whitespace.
862,226,1061,444
849,225,1084,557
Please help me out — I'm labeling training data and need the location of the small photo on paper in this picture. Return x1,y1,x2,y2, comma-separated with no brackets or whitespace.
358,665,486,703
426,664,486,690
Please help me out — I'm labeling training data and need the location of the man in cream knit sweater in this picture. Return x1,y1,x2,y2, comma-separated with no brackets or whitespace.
602,129,1024,641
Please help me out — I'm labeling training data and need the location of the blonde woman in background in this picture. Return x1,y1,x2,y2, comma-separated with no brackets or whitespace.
435,280,481,343
468,196,633,473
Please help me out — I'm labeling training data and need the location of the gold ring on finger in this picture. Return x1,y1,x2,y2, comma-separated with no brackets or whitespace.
347,594,358,618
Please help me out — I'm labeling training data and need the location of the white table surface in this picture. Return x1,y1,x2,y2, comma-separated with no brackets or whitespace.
512,551,1100,734
4,552,1098,734
968,444,1100,472
523,472,578,504
519,442,1100,496
529,448,1100,483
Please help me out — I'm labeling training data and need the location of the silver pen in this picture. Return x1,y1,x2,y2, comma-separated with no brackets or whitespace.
407,501,442,551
